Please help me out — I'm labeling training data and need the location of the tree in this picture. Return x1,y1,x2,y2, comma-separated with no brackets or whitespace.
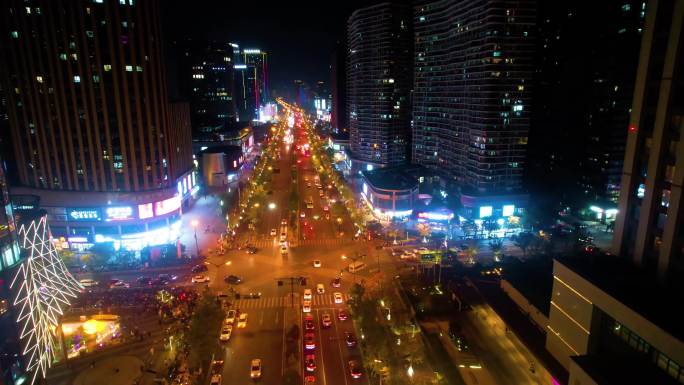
58,249,78,266
489,238,504,261
84,243,114,267
513,232,535,257
483,218,500,235
461,221,477,239
416,223,431,239
186,290,224,377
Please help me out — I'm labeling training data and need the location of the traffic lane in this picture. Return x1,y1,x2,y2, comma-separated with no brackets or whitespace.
222,307,284,385
329,305,368,385
318,307,349,385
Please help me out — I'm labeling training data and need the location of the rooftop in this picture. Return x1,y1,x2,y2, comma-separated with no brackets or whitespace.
558,253,684,342
572,353,679,385
362,166,418,191
503,257,553,315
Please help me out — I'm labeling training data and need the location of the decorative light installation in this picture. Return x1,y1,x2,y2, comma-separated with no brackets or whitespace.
10,215,83,384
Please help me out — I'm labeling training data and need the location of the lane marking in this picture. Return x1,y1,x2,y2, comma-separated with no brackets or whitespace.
332,307,350,385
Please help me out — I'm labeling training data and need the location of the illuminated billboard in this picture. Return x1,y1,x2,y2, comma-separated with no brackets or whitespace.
479,206,493,218
68,208,101,221
138,203,154,219
105,206,133,221
502,205,515,217
154,196,181,216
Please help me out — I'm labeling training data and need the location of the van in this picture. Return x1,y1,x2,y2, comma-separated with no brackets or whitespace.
348,261,366,273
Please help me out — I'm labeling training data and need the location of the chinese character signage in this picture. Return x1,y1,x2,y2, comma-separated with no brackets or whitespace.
105,206,133,221
68,208,101,221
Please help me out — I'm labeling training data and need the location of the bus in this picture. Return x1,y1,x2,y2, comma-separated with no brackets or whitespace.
305,197,314,209
348,261,366,273
280,224,288,242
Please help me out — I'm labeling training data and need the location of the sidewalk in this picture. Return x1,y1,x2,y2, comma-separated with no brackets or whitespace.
472,279,568,385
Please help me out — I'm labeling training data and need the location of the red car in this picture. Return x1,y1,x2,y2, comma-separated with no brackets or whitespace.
348,360,362,379
305,354,316,372
305,319,315,331
345,332,357,347
304,333,316,350
331,278,341,288
338,310,349,321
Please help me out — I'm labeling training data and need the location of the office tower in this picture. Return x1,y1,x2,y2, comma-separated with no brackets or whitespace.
0,0,194,251
612,0,684,279
546,2,684,384
526,2,646,210
235,48,268,122
413,0,534,203
189,43,237,132
347,2,413,168
331,39,348,133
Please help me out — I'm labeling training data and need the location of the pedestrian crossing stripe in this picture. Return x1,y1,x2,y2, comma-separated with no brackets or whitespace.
230,293,349,310
247,238,351,248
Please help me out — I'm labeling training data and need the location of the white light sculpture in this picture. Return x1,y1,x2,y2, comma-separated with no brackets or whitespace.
10,215,83,384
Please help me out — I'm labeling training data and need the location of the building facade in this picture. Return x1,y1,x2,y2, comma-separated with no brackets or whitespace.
235,48,268,122
612,0,684,279
0,0,195,251
331,39,348,134
412,0,535,198
547,2,684,384
347,2,413,167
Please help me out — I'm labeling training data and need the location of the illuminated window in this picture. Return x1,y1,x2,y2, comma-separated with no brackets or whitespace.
621,4,631,11
11,31,19,39
104,64,112,71
136,65,143,72
60,53,67,60
93,75,100,83
73,75,81,83
125,65,133,72
36,76,44,83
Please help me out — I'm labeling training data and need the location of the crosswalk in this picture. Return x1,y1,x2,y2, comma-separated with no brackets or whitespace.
247,237,351,248
231,293,349,310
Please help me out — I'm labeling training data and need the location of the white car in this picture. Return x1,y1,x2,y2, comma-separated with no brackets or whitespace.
192,275,209,283
316,284,325,295
281,219,288,225
79,279,98,288
270,228,277,236
303,300,312,313
225,310,237,325
109,280,130,290
250,359,262,379
313,260,321,268
303,289,312,300
210,374,222,385
219,325,232,341
280,245,288,255
334,292,343,304
237,313,248,328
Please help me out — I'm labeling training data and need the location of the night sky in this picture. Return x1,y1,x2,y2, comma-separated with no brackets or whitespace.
162,0,383,93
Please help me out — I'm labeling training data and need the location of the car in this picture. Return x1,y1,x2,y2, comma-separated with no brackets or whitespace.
150,278,169,286
303,300,312,313
305,354,316,372
414,247,429,253
304,375,316,384
245,246,258,254
210,374,222,385
270,228,277,236
316,284,325,294
401,251,417,260
345,332,357,347
334,292,343,304
219,325,232,341
158,273,177,281
191,264,208,273
225,310,237,325
303,289,312,300
280,245,288,255
304,332,316,349
225,275,242,284
331,278,341,288
137,276,152,285
321,313,332,328
307,183,312,188
109,280,129,289
300,211,306,218
313,260,321,268
348,360,362,379
237,313,248,328
304,318,315,331
79,279,98,288
390,249,402,257
250,359,262,379
318,190,324,197
338,310,349,321
281,219,288,225
192,275,209,283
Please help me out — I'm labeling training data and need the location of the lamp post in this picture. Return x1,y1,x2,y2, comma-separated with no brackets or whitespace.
191,220,200,257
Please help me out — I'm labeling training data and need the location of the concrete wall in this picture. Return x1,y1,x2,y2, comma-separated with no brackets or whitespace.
500,279,549,333
567,359,599,385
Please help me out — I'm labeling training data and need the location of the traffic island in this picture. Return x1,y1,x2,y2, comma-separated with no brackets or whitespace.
282,306,302,385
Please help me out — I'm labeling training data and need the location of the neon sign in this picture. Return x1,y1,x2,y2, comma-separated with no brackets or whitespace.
105,206,133,221
138,203,154,219
68,208,101,221
154,196,181,216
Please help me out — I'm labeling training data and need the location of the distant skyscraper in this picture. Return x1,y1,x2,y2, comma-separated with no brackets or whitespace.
189,43,237,132
347,2,413,168
413,0,535,202
612,0,684,279
331,40,348,133
0,0,194,251
235,48,268,122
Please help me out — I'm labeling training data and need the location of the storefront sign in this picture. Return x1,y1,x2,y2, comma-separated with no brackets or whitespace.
68,208,101,221
154,196,181,216
105,206,133,221
138,203,154,219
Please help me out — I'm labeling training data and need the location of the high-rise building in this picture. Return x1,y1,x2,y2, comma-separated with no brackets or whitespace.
347,2,413,168
412,0,535,219
546,2,684,385
525,2,646,212
235,48,268,122
612,0,684,280
0,0,195,251
331,39,348,134
188,43,237,133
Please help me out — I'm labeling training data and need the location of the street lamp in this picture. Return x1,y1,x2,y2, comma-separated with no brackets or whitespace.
407,364,414,378
191,220,200,257
268,202,276,210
